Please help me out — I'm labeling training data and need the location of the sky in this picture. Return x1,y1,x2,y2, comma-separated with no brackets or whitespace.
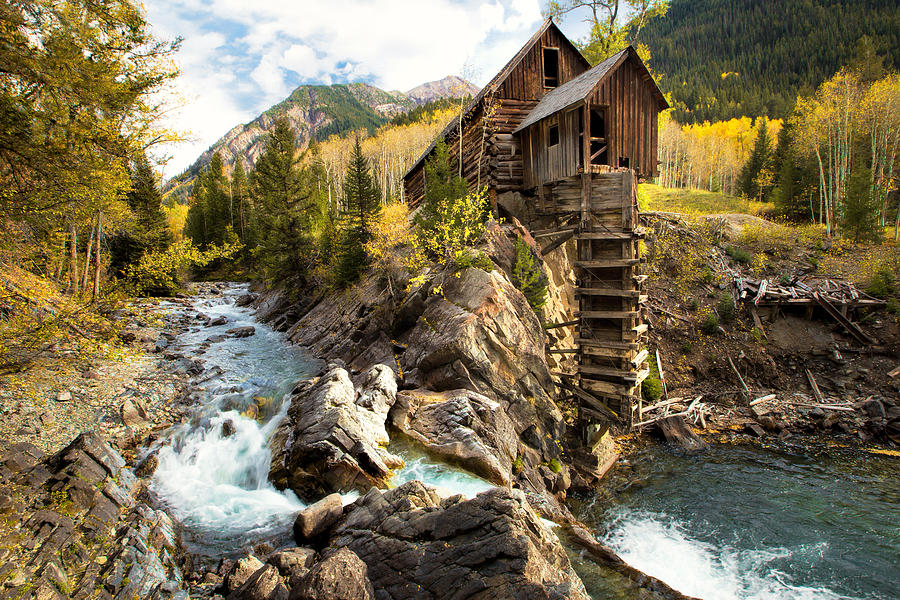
144,0,589,178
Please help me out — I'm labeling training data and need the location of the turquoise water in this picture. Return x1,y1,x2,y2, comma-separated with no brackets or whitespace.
571,443,900,600
148,285,494,556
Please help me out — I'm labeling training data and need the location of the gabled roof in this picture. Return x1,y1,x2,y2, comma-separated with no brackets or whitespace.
513,46,669,134
402,18,590,182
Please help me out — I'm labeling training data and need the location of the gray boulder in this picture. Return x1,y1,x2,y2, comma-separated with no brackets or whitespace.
289,547,375,600
294,493,343,542
390,388,518,485
227,564,289,600
330,481,590,600
269,365,402,500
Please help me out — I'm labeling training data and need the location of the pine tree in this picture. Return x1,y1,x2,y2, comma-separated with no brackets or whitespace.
336,139,381,285
202,154,230,245
251,119,319,281
108,154,173,278
126,154,173,251
511,236,548,311
184,182,208,246
416,140,467,235
738,120,773,200
231,161,252,247
841,164,880,241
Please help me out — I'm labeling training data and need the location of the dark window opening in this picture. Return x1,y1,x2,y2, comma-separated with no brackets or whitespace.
543,47,559,88
618,156,630,168
589,107,608,166
548,123,559,147
577,110,584,167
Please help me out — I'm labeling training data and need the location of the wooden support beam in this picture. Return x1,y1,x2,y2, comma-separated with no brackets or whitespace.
541,229,576,254
576,259,640,269
547,348,579,354
577,338,639,350
582,378,635,397
631,349,649,367
575,287,640,297
578,365,640,378
813,291,875,345
576,231,644,240
806,369,824,403
533,227,577,240
577,310,641,319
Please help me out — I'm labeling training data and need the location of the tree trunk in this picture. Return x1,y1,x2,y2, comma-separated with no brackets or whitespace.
67,223,79,294
80,220,96,292
92,212,102,300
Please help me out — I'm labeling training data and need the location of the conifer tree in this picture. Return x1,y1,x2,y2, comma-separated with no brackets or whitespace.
738,121,773,201
202,154,230,245
109,154,173,277
231,161,255,249
251,119,319,281
336,139,381,284
416,140,467,235
841,164,880,242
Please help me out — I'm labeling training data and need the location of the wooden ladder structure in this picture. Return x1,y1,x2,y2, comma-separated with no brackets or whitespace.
565,170,648,429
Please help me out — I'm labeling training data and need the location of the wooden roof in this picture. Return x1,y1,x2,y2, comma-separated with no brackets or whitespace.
402,18,590,182
513,46,669,134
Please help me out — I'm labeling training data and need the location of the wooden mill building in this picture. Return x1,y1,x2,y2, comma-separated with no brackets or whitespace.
402,19,668,429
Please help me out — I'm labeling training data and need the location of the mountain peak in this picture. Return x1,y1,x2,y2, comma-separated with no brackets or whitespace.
406,76,479,103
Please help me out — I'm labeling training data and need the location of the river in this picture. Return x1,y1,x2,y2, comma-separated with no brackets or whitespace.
146,285,898,598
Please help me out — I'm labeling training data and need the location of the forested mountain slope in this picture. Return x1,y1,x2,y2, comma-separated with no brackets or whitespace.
643,0,900,122
165,77,476,202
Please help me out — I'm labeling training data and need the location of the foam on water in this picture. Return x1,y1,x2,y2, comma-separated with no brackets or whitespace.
602,509,849,600
149,285,498,555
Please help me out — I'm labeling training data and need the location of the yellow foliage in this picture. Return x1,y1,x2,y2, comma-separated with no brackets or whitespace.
124,239,242,296
364,202,413,278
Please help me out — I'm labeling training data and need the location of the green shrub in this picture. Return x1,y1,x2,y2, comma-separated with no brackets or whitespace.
548,458,562,473
511,236,549,311
866,268,896,299
701,312,720,334
512,454,524,474
887,298,900,316
717,293,736,323
680,341,693,353
642,360,663,402
750,326,766,344
453,250,494,273
699,265,715,283
688,297,700,312
726,245,752,264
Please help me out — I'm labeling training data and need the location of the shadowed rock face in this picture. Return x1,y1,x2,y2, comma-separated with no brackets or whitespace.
269,365,402,501
390,388,518,486
329,481,591,600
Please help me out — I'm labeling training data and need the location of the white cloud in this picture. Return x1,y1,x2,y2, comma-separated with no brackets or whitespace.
143,0,549,177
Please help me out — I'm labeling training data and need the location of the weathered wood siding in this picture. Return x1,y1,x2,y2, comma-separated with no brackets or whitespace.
521,107,582,189
495,27,588,100
586,57,659,178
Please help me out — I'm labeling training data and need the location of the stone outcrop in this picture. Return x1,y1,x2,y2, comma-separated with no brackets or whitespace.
329,481,590,600
269,364,402,500
289,548,375,600
268,222,572,509
0,433,188,600
390,388,517,485
294,493,344,542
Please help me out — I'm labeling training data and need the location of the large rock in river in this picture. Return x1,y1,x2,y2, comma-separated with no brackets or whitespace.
390,388,518,486
329,480,590,600
269,364,402,500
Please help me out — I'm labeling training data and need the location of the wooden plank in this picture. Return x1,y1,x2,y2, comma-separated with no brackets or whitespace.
576,259,640,268
813,292,875,345
889,365,900,378
541,228,576,254
547,348,579,354
806,369,824,403
631,348,649,368
582,378,635,397
576,338,639,350
575,288,640,297
578,364,639,378
576,231,645,240
577,310,640,319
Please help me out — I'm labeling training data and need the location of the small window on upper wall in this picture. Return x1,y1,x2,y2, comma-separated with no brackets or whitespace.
548,124,559,147
543,47,559,88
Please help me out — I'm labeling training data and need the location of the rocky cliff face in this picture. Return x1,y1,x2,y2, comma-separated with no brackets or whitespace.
253,221,573,518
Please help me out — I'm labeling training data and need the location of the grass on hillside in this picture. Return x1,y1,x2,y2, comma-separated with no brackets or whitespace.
639,183,769,216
